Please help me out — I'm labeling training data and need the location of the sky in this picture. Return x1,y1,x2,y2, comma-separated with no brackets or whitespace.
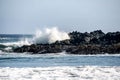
0,0,120,34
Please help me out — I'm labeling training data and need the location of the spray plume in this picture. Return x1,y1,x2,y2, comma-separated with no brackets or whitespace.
33,27,70,44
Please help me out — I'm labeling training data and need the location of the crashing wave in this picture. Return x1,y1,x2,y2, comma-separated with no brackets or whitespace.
0,27,70,52
0,66,120,80
32,27,70,44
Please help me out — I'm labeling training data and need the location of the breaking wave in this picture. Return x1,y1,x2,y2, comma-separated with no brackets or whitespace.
0,38,31,47
0,27,70,51
0,66,120,80
0,38,32,52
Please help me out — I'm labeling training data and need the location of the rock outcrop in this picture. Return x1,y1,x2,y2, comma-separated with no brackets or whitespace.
13,30,120,54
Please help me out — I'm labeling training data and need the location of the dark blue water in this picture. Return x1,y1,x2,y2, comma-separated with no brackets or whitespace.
0,34,120,68
0,34,32,43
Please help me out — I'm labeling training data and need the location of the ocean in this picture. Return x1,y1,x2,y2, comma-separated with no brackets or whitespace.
0,34,120,80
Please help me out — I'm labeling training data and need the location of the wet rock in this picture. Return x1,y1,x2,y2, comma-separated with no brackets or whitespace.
13,30,120,54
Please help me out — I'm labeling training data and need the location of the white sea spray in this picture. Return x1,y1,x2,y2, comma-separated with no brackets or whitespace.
33,27,70,44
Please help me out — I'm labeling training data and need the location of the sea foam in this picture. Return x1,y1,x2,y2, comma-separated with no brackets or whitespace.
0,66,120,80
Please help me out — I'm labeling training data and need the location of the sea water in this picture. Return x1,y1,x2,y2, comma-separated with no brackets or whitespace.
0,34,120,80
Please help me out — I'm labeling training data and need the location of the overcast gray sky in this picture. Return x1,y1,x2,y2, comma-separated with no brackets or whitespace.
0,0,120,34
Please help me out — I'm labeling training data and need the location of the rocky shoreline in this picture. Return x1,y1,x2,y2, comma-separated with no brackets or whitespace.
14,30,120,54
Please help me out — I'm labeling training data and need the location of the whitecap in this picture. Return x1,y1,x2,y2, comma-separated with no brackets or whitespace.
0,66,120,80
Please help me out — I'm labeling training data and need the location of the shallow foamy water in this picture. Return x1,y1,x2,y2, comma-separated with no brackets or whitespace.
0,66,120,80
0,53,120,80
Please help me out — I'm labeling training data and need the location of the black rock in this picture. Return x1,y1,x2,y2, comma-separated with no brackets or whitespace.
13,30,120,54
